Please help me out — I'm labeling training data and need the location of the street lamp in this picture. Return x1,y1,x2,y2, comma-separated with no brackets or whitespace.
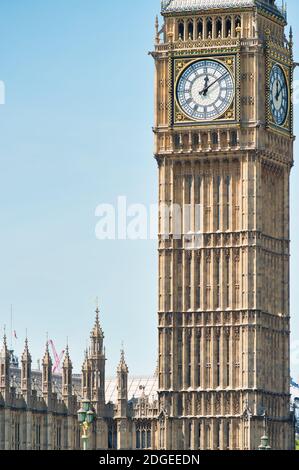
258,434,271,451
77,399,96,450
258,412,271,450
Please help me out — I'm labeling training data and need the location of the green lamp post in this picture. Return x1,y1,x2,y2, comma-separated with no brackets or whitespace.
258,434,271,451
258,412,271,450
77,399,96,450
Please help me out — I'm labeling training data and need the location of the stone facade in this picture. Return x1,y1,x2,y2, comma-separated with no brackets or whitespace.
0,0,296,451
154,0,294,451
0,312,159,450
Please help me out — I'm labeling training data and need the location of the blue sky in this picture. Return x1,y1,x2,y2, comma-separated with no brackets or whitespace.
0,0,298,379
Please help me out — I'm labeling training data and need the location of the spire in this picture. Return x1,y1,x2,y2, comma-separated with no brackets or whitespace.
0,327,10,399
89,306,105,359
117,346,129,374
42,340,52,366
21,336,32,401
63,344,72,368
116,345,129,419
84,304,106,413
81,347,90,401
91,307,104,339
1,329,8,356
62,344,73,402
82,347,89,371
42,341,52,401
21,337,32,363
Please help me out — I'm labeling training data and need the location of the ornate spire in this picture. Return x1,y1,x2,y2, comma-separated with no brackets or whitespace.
1,329,8,356
42,341,52,366
117,344,129,418
62,344,73,401
82,347,88,364
91,307,104,339
63,344,72,368
21,336,32,400
42,340,52,401
21,337,32,363
117,346,129,374
0,327,10,397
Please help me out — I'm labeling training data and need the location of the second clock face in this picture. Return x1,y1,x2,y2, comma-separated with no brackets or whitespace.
269,64,288,126
176,59,234,121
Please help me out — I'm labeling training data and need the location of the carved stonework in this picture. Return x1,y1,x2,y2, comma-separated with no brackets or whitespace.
196,397,202,416
215,394,221,414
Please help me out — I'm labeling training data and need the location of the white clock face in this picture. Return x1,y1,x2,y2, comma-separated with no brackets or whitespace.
176,59,234,121
269,64,288,126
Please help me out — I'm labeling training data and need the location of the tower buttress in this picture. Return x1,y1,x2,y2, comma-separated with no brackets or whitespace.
82,348,91,400
21,337,32,404
81,308,106,416
117,348,129,418
62,345,73,407
42,341,52,405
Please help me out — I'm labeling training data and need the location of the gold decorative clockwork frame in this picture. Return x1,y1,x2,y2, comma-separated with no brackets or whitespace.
169,52,239,127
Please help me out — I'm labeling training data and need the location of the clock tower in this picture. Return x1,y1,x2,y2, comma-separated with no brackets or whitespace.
153,0,294,450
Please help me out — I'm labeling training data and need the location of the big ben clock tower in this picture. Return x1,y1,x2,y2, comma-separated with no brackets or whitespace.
153,0,295,450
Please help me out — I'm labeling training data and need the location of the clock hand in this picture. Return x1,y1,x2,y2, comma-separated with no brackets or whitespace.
275,81,282,101
204,75,209,88
199,72,228,96
276,83,284,101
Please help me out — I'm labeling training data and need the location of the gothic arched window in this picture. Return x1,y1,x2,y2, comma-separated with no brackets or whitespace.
226,421,231,449
142,430,146,449
147,430,151,449
178,21,184,40
226,175,231,229
235,15,241,34
136,430,141,449
207,17,213,38
216,174,221,231
188,422,192,449
230,130,238,146
197,18,203,39
216,333,221,386
216,17,222,38
198,421,201,449
174,134,181,149
216,421,221,449
206,424,211,449
187,332,192,386
192,133,199,146
212,131,218,145
188,20,194,40
226,17,232,37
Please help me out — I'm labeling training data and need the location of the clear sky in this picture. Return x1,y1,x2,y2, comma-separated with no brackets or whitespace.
0,0,298,380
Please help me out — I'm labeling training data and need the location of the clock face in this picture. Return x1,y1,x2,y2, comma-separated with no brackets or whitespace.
176,59,234,121
269,64,288,126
